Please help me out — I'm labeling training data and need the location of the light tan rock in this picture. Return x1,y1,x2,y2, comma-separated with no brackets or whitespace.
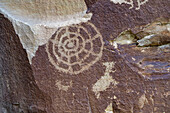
0,0,92,63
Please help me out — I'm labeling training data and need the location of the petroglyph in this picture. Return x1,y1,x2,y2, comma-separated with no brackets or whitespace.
92,62,119,98
0,0,92,64
136,0,149,9
46,22,104,74
110,0,149,10
55,80,73,91
138,94,147,109
105,103,113,113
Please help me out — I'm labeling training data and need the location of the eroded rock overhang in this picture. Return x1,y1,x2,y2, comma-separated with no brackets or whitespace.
0,0,92,63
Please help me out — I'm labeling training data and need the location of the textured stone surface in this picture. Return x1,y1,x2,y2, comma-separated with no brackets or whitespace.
0,0,170,113
31,0,170,112
0,14,52,113
111,20,170,80
0,0,92,63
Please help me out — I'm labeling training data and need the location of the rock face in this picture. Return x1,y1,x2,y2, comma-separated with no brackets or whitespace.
0,14,52,113
0,0,170,113
0,0,92,63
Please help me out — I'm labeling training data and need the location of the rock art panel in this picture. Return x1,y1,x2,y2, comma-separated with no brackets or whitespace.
46,22,104,74
31,0,170,112
1,0,170,113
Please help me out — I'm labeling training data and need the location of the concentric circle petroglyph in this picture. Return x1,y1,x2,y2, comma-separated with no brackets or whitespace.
46,22,104,74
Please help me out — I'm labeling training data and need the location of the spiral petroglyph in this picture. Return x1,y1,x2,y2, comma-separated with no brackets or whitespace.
46,22,104,74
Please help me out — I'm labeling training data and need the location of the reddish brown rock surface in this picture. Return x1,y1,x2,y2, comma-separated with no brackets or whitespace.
0,0,170,113
0,14,52,113
32,0,170,112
